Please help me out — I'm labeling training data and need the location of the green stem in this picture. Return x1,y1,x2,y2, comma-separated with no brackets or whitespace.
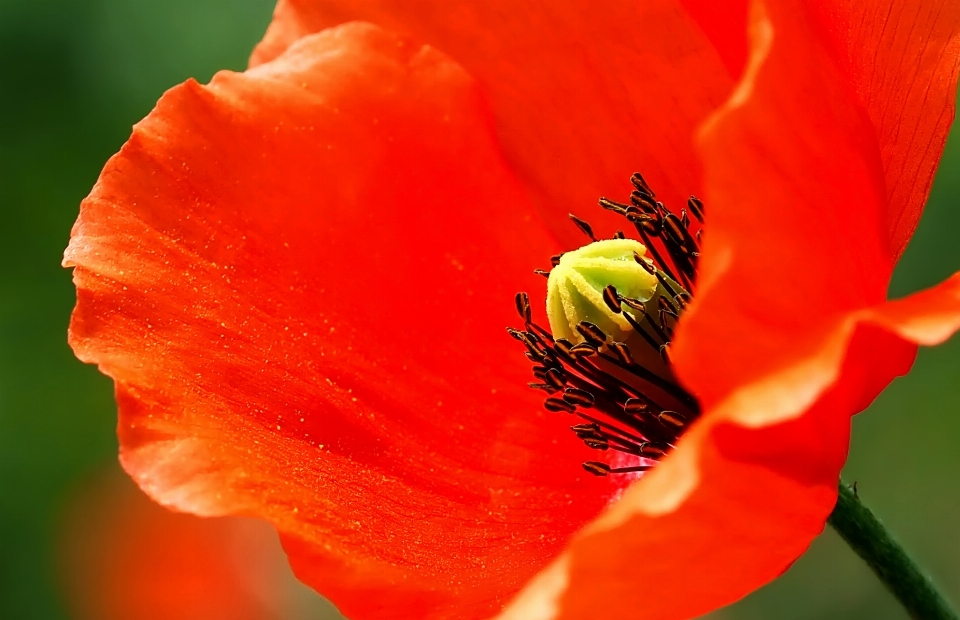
828,481,958,620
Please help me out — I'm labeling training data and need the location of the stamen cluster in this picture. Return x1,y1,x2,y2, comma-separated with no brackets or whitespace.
510,173,704,476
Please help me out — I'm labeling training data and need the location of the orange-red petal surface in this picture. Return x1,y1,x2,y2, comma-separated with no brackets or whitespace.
807,0,960,258
251,0,735,246
65,23,627,619
497,1,960,618
676,0,960,259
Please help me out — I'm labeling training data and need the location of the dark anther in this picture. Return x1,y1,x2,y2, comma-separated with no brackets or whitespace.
681,209,690,228
623,398,649,415
524,349,545,363
562,387,596,408
634,214,662,236
576,321,608,347
569,342,598,358
634,252,657,274
526,329,546,346
554,339,573,355
544,397,576,413
630,191,658,213
507,328,539,351
620,297,646,313
687,196,704,222
602,285,623,314
673,212,700,253
534,269,551,278
613,230,626,239
663,213,694,250
640,442,668,458
544,368,567,390
515,292,532,323
582,461,611,476
674,293,691,310
569,213,597,241
630,172,654,197
583,437,609,450
582,461,652,476
571,422,601,434
598,197,628,214
512,334,543,358
641,206,664,223
550,254,563,267
528,382,557,393
658,411,686,429
609,341,635,365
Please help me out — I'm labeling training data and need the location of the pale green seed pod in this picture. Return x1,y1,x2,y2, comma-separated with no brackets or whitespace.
545,239,659,343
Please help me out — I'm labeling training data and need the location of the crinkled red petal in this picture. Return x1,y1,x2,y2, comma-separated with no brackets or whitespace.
66,1,960,618
497,0,960,618
807,0,960,258
251,0,736,246
677,0,960,419
681,0,960,259
65,23,625,619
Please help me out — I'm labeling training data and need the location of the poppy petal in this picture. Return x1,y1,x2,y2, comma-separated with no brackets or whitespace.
676,0,960,429
805,0,960,258
646,0,960,259
498,0,960,617
250,0,736,246
65,23,625,619
500,275,960,620
677,0,750,78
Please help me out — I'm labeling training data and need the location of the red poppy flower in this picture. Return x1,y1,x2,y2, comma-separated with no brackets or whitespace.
64,1,960,619
58,468,323,620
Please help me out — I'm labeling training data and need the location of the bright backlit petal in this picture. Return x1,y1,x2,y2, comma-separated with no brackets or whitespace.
498,0,960,617
251,0,735,246
65,23,624,619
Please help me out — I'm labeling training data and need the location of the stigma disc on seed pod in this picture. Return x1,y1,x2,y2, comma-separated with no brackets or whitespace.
545,238,659,343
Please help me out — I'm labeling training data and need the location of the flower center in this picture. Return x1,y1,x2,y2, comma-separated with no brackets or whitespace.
510,173,703,476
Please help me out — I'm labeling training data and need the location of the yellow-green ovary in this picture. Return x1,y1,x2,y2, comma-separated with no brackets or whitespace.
546,238,659,343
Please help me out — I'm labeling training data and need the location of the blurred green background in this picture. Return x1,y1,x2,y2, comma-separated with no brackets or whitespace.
0,1,957,619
